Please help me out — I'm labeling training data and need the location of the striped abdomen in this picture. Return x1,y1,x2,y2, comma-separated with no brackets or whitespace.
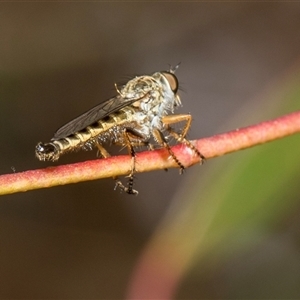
35,106,137,161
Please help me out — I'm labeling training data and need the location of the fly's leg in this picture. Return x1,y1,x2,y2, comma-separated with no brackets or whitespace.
152,128,185,174
97,128,149,195
96,142,111,158
122,129,138,195
162,114,205,163
95,142,137,195
121,127,151,195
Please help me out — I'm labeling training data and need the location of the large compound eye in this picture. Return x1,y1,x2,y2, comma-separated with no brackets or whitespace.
161,72,179,94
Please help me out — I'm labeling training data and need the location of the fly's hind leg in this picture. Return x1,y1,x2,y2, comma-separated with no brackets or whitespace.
121,128,138,195
95,142,138,195
162,114,205,164
121,127,150,195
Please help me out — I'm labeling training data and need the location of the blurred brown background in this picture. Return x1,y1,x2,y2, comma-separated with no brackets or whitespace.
0,2,300,299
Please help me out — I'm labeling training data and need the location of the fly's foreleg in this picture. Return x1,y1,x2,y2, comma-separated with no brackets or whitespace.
162,114,205,163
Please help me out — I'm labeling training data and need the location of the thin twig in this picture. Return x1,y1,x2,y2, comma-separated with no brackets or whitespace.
0,111,299,196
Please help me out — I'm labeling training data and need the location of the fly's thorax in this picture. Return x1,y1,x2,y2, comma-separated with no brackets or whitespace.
132,72,181,131
120,75,159,100
119,71,180,115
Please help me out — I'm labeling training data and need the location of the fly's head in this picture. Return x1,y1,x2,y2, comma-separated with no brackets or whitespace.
136,71,181,118
152,71,181,108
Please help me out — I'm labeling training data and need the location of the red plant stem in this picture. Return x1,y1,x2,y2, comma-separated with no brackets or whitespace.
0,111,299,196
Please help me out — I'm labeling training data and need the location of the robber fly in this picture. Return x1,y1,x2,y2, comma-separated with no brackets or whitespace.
35,65,205,194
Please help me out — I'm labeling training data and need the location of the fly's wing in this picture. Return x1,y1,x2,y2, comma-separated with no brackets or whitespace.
52,95,137,140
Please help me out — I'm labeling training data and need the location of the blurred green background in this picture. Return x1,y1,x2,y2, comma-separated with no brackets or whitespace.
0,3,300,299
